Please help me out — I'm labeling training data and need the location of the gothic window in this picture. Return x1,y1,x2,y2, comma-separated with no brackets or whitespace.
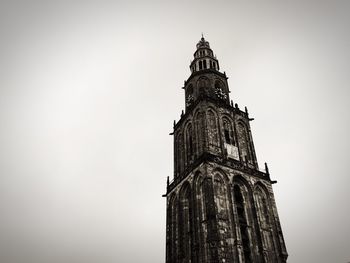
254,186,277,262
224,129,230,143
213,174,232,260
194,174,207,262
177,133,184,174
202,178,219,261
197,77,210,96
179,184,192,262
197,77,209,88
212,174,232,258
207,110,219,148
222,118,235,145
167,195,178,262
214,174,229,219
233,184,252,263
195,112,206,155
237,122,252,164
185,124,194,164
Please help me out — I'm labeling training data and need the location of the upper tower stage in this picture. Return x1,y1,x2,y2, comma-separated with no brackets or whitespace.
185,36,230,109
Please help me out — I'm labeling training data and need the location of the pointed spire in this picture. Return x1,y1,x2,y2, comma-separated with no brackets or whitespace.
265,162,270,175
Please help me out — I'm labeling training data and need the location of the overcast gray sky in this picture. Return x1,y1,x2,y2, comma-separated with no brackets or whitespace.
0,1,349,263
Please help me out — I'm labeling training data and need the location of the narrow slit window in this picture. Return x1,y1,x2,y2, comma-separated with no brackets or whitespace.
224,129,230,143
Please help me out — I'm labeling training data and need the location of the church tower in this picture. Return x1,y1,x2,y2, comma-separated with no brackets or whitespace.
164,37,288,263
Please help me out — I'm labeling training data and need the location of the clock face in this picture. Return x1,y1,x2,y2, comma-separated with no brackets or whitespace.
215,87,227,100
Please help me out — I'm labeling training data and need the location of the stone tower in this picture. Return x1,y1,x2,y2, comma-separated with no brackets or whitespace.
164,37,288,263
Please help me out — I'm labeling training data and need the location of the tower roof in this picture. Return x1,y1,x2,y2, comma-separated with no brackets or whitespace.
190,35,220,74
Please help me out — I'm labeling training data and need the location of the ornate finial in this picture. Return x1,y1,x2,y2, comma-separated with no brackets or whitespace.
173,120,176,127
196,34,210,49
245,106,249,115
265,162,270,175
181,110,184,117
167,176,170,187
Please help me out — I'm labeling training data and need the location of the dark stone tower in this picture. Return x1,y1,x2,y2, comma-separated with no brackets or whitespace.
164,37,288,263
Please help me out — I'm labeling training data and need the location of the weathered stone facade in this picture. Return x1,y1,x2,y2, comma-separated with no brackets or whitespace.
165,37,288,263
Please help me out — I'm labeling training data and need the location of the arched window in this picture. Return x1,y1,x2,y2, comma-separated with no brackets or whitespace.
207,110,219,148
199,60,203,70
195,112,206,155
179,184,192,262
233,184,252,263
237,122,252,164
197,77,210,96
254,186,277,262
222,117,235,145
177,133,184,174
213,174,233,258
203,60,207,69
197,77,209,88
214,174,229,218
167,195,178,262
201,178,218,261
194,174,207,261
185,124,194,164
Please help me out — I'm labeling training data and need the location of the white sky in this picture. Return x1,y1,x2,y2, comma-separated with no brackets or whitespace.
0,1,349,263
